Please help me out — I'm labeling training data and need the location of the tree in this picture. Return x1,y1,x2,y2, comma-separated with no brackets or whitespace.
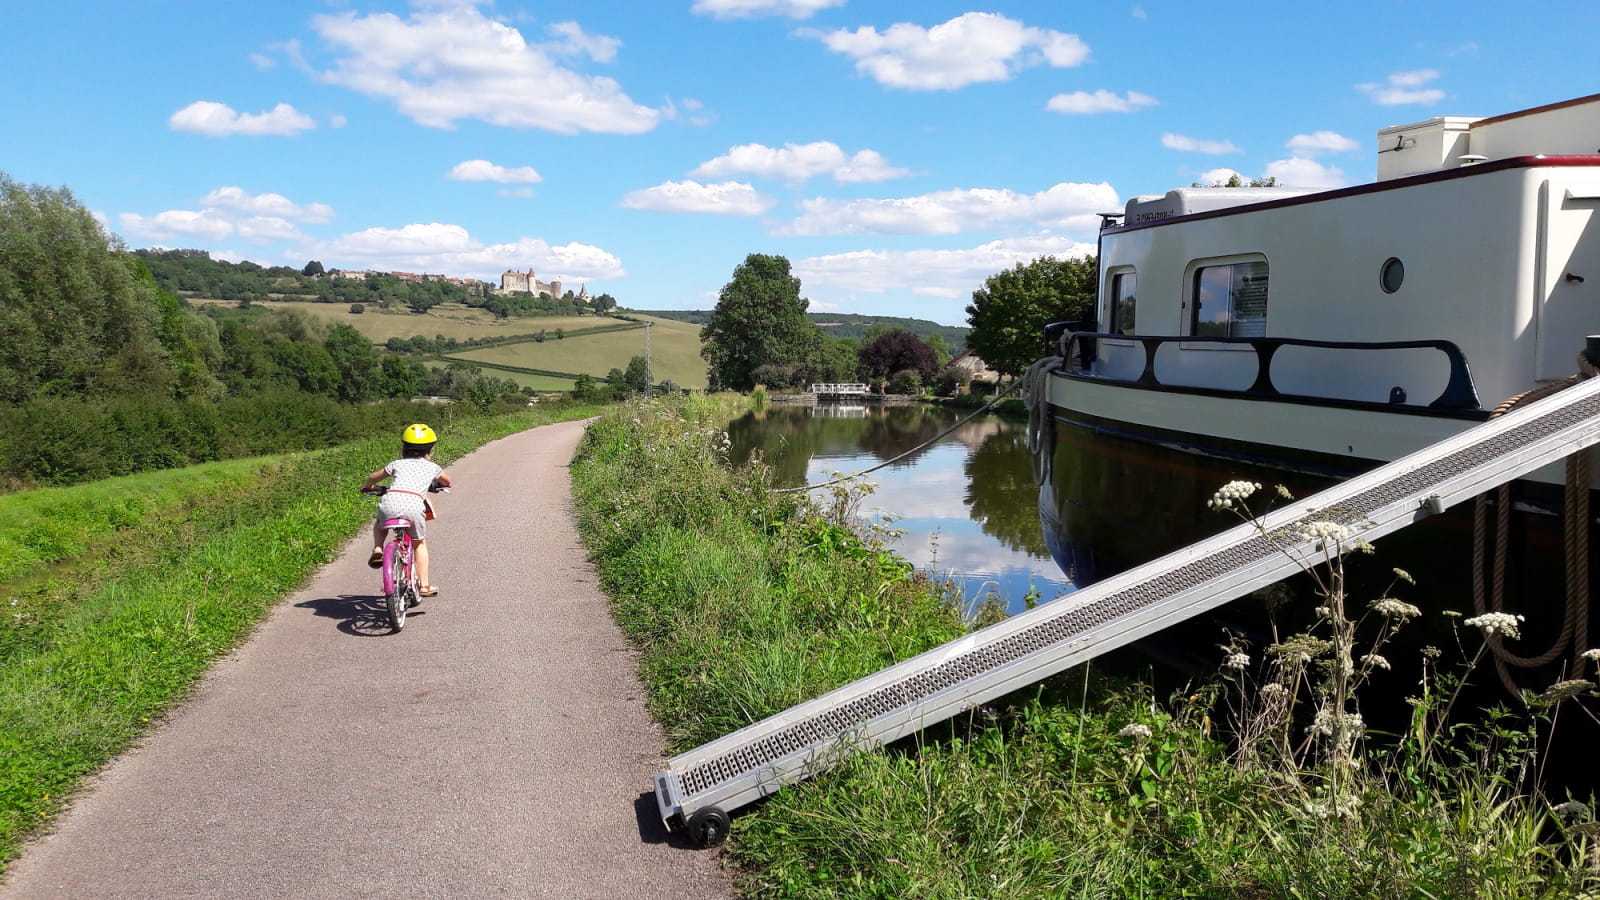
1193,174,1279,188
302,260,325,277
858,330,938,384
965,255,1096,379
623,355,650,395
324,324,381,402
700,253,822,391
0,174,181,403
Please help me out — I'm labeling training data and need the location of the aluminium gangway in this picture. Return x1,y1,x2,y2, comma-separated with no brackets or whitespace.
655,374,1600,847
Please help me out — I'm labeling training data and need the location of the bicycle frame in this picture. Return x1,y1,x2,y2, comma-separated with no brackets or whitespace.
380,518,416,598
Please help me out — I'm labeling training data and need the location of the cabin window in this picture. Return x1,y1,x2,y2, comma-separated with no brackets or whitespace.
1380,257,1405,293
1191,259,1268,338
1109,270,1136,334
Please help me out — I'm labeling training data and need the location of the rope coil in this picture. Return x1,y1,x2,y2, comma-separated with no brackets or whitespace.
1472,351,1596,695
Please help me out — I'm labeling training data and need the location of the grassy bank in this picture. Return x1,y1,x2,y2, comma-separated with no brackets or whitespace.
0,401,598,868
571,395,1600,898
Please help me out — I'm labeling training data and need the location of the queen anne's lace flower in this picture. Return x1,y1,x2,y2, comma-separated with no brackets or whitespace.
1582,648,1600,663
1223,651,1250,671
1208,480,1261,510
1538,679,1595,702
1371,598,1422,619
1463,612,1525,639
1296,520,1350,546
1553,800,1591,818
1361,653,1391,670
1260,683,1289,697
1118,723,1153,740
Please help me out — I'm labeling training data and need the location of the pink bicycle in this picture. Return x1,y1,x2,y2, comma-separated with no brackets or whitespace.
362,485,445,632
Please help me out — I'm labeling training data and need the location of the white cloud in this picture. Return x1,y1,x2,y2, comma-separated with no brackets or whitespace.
200,186,334,223
314,223,626,281
1161,133,1242,154
546,21,620,63
497,188,537,198
1357,69,1444,106
777,181,1117,236
169,101,316,137
329,114,348,128
448,159,543,184
794,234,1097,299
817,12,1089,91
620,180,775,216
119,209,237,242
1194,167,1246,186
312,5,659,134
690,142,911,185
1286,130,1359,156
235,216,305,244
1263,157,1348,190
1046,89,1156,115
692,0,844,20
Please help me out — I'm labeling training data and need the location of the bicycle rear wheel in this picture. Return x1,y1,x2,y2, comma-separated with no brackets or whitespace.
385,540,409,631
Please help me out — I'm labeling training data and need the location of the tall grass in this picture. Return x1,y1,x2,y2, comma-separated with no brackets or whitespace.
572,396,1600,899
0,401,599,868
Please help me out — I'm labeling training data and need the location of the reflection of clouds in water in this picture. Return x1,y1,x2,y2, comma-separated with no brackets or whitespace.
794,423,1065,612
894,528,1066,594
810,450,972,520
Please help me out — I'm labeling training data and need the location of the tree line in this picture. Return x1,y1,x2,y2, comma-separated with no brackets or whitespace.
137,248,619,319
697,252,1095,395
0,173,534,488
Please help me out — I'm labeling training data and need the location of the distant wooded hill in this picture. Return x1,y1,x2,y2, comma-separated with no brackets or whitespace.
632,310,968,350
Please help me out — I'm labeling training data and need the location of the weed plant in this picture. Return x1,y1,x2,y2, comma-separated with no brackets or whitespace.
575,406,1600,898
0,400,598,868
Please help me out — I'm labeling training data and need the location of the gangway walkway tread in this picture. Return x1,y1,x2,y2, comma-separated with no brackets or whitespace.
655,374,1600,843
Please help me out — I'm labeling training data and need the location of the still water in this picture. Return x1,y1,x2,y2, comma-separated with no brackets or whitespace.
726,402,1071,613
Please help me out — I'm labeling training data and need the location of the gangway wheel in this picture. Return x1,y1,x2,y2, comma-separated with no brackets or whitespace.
686,806,729,848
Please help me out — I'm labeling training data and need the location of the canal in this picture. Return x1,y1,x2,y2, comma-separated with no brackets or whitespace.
726,401,1070,614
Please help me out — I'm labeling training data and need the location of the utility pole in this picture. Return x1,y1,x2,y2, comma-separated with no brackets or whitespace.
644,320,653,391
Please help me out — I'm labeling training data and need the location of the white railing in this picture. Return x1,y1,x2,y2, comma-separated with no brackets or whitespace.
809,383,869,395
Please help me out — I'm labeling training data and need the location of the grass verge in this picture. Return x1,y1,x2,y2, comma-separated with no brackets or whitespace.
0,401,599,869
572,394,1600,899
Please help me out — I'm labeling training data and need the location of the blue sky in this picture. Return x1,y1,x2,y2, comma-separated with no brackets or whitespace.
7,0,1597,326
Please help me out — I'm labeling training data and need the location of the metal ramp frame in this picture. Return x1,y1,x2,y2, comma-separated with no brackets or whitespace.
655,374,1600,845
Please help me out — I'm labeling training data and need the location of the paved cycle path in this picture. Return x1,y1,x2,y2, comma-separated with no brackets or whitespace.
3,420,733,899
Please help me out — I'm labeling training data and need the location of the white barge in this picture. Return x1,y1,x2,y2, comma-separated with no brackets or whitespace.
1046,93,1600,491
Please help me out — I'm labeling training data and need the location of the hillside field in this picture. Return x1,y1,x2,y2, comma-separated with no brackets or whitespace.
185,298,593,344
446,315,707,389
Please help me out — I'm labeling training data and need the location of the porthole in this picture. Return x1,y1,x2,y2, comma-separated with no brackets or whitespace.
1380,257,1405,293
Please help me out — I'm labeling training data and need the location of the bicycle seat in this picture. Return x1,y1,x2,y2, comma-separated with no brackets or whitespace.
382,517,413,528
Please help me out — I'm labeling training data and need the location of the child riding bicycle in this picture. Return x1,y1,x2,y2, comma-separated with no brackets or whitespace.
362,423,452,597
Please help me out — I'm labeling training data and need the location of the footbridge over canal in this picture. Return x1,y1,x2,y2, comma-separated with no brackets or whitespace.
655,373,1600,847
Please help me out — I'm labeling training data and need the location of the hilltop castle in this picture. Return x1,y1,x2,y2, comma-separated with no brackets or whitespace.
498,268,562,298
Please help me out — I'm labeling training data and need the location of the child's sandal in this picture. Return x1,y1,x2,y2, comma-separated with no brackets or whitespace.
419,585,438,598
368,550,384,568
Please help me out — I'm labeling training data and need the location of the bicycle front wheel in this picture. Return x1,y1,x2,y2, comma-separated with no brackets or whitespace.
385,542,409,632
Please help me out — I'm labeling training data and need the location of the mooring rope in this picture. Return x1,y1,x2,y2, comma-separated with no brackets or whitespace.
1472,352,1596,694
773,375,1033,494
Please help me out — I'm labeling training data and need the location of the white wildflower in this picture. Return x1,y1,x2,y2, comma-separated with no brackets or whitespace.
1371,598,1422,619
1208,480,1260,510
1296,520,1350,546
1314,606,1331,618
1553,800,1591,819
1224,651,1250,671
1463,612,1525,639
1583,649,1600,663
1118,723,1153,740
1260,683,1289,698
1361,653,1391,671
1538,679,1595,703
1392,567,1415,585
1275,484,1294,499
1311,707,1365,739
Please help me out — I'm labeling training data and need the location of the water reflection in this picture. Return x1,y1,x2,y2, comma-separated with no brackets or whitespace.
727,403,1071,613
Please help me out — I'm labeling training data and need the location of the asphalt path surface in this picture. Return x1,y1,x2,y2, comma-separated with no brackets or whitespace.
3,420,734,899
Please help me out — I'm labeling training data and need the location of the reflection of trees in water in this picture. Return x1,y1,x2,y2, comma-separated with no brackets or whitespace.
860,405,951,465
963,429,1049,556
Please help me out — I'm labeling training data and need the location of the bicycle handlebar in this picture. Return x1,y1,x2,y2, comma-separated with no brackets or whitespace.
360,485,451,495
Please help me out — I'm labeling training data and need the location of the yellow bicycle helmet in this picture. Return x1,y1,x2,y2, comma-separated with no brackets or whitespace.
401,423,437,445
